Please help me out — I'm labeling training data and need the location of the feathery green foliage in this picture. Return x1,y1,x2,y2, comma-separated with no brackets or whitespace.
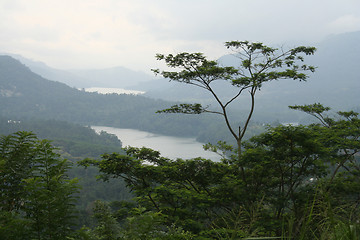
0,131,79,239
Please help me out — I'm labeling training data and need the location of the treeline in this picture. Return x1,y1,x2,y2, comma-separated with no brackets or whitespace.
0,117,122,159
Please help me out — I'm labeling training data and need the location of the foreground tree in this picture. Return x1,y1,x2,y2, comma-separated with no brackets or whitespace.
289,103,360,184
289,103,360,237
0,131,79,240
81,105,359,238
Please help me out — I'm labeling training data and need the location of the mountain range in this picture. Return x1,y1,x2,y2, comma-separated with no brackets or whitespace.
0,56,222,140
1,31,359,127
0,53,155,89
142,31,360,121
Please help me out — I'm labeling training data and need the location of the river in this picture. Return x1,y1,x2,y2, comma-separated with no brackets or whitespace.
91,126,221,161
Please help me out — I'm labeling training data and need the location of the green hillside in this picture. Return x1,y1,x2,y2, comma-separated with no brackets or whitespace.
0,55,221,139
0,117,122,159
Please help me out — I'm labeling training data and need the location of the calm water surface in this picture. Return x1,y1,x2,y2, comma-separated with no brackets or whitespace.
92,126,220,161
84,87,145,95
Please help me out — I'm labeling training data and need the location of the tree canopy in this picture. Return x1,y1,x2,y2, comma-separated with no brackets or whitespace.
81,104,360,238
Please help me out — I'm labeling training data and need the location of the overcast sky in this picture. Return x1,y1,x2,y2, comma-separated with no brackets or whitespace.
1,0,359,73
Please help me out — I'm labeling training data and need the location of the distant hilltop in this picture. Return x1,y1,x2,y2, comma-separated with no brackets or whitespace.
0,52,155,89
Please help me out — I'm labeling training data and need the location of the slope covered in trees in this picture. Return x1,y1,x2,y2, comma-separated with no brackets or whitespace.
0,55,227,140
0,117,122,159
0,119,133,230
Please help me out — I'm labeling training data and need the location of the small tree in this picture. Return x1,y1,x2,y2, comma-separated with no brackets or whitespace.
153,41,316,165
23,140,79,240
287,104,360,238
0,132,37,212
289,104,360,197
91,200,121,240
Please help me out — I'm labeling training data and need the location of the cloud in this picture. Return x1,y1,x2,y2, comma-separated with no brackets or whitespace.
329,14,360,33
0,0,359,72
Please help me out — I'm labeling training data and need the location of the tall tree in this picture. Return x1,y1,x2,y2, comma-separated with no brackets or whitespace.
153,41,316,163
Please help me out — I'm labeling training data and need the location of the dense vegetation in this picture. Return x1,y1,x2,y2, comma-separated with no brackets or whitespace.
2,106,359,239
0,118,132,229
83,107,360,238
0,39,359,239
0,132,78,239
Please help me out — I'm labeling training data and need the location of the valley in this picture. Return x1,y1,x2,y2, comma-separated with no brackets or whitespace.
1,31,359,239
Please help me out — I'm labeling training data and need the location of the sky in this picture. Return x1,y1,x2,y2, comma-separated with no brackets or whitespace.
1,0,360,73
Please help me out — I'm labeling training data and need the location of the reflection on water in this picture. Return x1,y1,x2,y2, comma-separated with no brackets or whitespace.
92,126,220,161
84,87,145,95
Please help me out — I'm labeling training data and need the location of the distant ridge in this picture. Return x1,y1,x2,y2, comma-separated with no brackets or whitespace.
1,53,154,89
0,56,211,138
1,31,359,125
68,66,154,88
144,31,360,116
0,55,75,96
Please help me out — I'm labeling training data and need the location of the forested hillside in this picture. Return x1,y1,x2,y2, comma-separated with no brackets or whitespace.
0,55,225,140
0,117,122,159
0,117,133,229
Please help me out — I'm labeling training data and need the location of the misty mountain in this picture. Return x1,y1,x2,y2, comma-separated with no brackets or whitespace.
0,53,94,88
142,31,360,121
0,55,220,138
68,67,154,88
1,53,154,89
1,31,358,126
253,31,360,110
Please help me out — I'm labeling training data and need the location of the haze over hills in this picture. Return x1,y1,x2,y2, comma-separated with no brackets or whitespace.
1,53,155,89
141,31,360,121
68,67,154,88
1,31,359,126
0,56,223,140
5,31,359,115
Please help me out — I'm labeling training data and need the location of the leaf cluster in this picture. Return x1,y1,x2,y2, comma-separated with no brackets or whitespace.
225,41,316,87
153,53,238,85
156,103,205,114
